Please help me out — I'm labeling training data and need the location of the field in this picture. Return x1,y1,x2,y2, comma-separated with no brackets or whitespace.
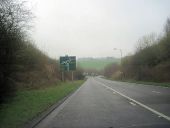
0,80,84,128
77,57,120,71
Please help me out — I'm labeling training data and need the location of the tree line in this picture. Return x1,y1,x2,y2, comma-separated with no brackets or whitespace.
103,18,170,82
0,0,84,103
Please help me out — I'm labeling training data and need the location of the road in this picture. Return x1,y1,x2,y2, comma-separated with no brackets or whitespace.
34,77,170,128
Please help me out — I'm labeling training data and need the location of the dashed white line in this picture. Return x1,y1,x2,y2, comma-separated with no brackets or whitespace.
152,91,161,94
130,102,136,106
112,91,116,94
94,79,170,122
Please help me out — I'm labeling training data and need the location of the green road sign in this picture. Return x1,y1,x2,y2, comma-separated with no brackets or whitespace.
60,56,76,71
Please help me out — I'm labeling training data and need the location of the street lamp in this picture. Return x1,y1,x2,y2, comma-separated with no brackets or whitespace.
113,48,122,65
114,48,123,80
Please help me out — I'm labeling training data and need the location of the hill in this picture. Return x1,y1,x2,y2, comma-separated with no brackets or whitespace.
77,57,120,71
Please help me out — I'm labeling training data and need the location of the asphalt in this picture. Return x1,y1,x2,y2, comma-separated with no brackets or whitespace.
34,77,170,128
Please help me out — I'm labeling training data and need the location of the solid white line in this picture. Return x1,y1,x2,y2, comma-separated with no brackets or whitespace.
94,80,170,122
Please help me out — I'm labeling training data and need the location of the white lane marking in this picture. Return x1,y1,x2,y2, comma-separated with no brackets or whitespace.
130,102,136,106
152,91,161,94
94,80,170,122
96,77,170,89
112,91,116,94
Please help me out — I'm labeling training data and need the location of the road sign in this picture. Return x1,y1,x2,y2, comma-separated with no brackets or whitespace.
60,56,76,71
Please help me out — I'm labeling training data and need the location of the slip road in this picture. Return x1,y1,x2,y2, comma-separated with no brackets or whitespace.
34,77,170,128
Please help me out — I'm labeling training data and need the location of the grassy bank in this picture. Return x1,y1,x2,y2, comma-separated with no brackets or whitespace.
106,77,170,87
121,80,170,87
0,80,84,128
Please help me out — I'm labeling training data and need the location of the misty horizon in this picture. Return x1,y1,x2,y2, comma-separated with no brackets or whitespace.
28,0,170,59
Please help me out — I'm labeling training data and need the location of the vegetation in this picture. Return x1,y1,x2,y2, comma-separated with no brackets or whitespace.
0,0,56,102
0,0,84,103
121,80,170,87
103,63,120,78
0,1,84,126
103,18,170,83
121,18,170,82
0,0,33,102
0,80,84,128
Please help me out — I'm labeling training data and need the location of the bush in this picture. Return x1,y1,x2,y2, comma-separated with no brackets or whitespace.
0,0,32,102
120,18,170,82
103,63,119,78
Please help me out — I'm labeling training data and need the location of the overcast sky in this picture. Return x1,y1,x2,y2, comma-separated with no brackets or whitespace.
29,0,170,59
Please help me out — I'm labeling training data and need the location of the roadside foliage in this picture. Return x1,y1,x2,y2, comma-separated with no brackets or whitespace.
104,18,170,82
0,0,84,103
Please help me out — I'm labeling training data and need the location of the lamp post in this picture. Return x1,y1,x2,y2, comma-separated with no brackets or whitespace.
114,48,123,79
113,48,122,65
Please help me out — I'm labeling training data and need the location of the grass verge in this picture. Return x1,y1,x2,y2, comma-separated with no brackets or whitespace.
0,80,84,128
105,77,170,87
121,80,170,87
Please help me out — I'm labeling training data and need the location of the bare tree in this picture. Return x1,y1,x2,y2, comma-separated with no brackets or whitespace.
0,0,33,102
135,33,157,53
165,18,170,36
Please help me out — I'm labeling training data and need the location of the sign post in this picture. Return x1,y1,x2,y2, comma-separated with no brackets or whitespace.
60,55,76,81
62,71,64,81
71,71,74,81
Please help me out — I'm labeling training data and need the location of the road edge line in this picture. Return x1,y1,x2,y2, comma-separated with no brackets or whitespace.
24,81,86,128
94,80,170,122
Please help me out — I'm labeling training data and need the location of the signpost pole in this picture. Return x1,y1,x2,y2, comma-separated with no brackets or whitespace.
62,71,64,81
71,71,74,81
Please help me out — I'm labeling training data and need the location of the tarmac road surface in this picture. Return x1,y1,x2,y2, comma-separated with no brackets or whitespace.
34,77,170,128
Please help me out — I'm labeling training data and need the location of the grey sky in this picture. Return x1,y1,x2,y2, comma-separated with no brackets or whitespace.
29,0,170,59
